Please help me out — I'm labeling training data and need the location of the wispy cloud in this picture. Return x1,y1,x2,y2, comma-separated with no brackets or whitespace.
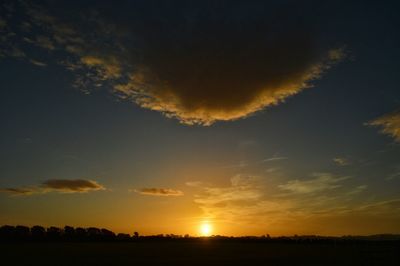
187,175,283,223
355,198,400,214
0,187,37,196
188,175,262,205
367,110,400,143
0,1,126,92
134,188,184,197
0,179,105,196
33,35,55,50
219,161,249,169
386,171,400,181
186,172,379,231
347,185,367,195
278,173,350,194
29,59,47,67
80,55,122,79
0,18,6,29
263,156,288,163
333,157,351,166
221,155,288,169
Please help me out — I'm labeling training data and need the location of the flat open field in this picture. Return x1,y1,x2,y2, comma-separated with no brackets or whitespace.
1,241,399,265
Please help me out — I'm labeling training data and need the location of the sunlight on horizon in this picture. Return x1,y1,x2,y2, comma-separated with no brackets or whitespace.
200,222,212,236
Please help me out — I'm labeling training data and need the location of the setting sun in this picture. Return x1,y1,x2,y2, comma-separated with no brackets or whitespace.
200,222,212,236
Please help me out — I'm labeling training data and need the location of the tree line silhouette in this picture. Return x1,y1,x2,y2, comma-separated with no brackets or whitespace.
1,225,400,243
0,225,134,242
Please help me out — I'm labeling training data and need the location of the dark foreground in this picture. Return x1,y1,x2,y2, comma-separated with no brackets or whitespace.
2,241,399,266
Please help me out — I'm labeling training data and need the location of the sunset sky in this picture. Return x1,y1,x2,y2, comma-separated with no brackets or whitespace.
1,0,400,236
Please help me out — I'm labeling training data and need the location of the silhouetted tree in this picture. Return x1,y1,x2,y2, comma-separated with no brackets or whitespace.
15,225,30,240
47,226,62,240
87,227,101,241
4,223,393,244
31,225,45,240
64,226,75,240
117,233,131,241
75,227,87,240
0,225,15,240
101,228,116,241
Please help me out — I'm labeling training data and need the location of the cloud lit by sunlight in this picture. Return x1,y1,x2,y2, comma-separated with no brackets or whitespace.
367,110,400,143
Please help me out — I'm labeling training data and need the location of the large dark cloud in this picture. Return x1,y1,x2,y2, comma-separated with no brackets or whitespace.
107,1,344,125
0,1,345,125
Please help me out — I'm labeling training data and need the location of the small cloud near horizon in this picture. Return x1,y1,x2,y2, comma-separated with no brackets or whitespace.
42,179,105,193
0,179,105,196
134,188,184,197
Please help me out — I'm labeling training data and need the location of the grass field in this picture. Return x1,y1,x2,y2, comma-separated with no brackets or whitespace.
2,241,398,265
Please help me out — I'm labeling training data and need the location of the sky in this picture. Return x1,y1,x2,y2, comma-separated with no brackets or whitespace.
0,0,400,236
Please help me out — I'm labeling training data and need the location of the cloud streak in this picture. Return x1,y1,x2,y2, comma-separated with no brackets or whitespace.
0,179,105,196
333,157,351,166
42,179,105,193
0,187,37,196
135,188,184,197
278,173,350,194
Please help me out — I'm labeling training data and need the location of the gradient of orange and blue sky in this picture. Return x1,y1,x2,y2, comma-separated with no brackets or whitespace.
0,0,400,236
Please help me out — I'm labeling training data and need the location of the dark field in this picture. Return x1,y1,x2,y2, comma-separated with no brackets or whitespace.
2,241,399,266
